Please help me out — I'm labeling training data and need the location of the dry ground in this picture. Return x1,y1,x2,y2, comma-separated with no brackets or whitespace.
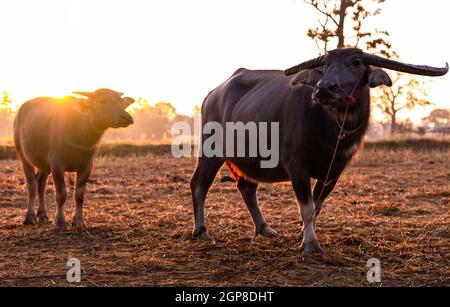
0,148,448,286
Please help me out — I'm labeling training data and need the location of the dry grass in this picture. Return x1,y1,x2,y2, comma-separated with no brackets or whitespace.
0,148,448,287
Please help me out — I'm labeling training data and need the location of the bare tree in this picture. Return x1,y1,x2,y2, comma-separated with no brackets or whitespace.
305,0,395,57
304,0,434,136
374,73,430,134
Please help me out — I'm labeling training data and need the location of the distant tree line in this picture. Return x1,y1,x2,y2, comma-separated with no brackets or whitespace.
0,93,201,142
0,92,15,140
0,89,448,141
105,98,198,142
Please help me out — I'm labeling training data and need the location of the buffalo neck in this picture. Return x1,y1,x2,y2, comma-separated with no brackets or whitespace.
84,112,107,149
337,86,371,135
63,111,107,152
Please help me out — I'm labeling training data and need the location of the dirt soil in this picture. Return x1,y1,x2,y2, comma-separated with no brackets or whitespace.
0,148,448,286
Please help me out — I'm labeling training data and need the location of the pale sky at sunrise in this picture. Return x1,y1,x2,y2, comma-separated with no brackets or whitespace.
0,0,449,124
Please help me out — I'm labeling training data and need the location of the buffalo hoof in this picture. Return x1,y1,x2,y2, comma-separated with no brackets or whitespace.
71,217,85,230
193,229,214,241
54,217,67,230
300,240,322,255
256,224,279,238
23,214,36,225
37,212,49,222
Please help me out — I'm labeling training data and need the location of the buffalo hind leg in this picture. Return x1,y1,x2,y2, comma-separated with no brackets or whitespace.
36,170,49,222
52,169,67,230
190,157,224,240
21,161,37,225
72,167,91,229
237,178,278,237
291,173,321,255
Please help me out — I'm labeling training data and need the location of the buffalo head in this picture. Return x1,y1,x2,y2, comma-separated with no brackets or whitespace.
73,88,135,129
285,48,448,109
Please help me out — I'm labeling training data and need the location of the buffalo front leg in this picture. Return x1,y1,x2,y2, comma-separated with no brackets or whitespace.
190,157,224,240
52,169,67,230
291,174,321,255
21,161,37,225
312,178,338,225
237,178,278,237
72,168,91,229
36,170,49,222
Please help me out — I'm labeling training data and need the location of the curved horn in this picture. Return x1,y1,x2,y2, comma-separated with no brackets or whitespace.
284,55,326,76
363,53,449,77
73,91,96,98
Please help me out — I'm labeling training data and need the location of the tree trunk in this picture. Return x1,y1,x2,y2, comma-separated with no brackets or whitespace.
390,112,397,135
337,0,351,48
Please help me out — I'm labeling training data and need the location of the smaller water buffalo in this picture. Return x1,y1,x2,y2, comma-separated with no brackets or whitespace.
14,89,134,229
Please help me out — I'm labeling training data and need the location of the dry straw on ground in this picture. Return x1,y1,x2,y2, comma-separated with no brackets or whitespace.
0,146,448,286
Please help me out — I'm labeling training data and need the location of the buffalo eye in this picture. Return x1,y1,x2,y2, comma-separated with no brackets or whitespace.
353,59,362,67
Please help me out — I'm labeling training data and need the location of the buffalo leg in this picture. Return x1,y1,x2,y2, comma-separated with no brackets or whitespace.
291,174,321,255
237,178,278,237
52,169,67,229
72,167,91,229
312,178,338,222
36,170,49,222
190,157,224,240
21,161,37,225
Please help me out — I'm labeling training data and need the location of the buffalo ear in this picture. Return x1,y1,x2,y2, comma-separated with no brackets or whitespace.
368,69,392,88
121,97,135,109
290,68,323,87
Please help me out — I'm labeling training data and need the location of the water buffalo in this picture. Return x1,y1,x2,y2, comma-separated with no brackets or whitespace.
14,89,134,229
190,48,448,254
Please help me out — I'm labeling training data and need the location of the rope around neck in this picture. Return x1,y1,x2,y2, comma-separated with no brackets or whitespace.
298,72,365,243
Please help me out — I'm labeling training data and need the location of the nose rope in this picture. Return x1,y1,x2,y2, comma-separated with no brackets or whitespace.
298,72,365,243
337,72,365,105
333,72,370,138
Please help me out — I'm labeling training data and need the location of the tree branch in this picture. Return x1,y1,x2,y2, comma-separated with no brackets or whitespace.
304,0,339,26
397,104,409,111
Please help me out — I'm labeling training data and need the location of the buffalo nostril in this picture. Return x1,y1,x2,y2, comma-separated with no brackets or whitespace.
317,80,337,90
120,114,133,125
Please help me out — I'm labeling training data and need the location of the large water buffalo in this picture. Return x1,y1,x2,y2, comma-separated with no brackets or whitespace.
14,89,134,229
190,48,448,254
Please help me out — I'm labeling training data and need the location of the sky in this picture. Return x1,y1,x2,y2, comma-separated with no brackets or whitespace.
0,0,449,123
